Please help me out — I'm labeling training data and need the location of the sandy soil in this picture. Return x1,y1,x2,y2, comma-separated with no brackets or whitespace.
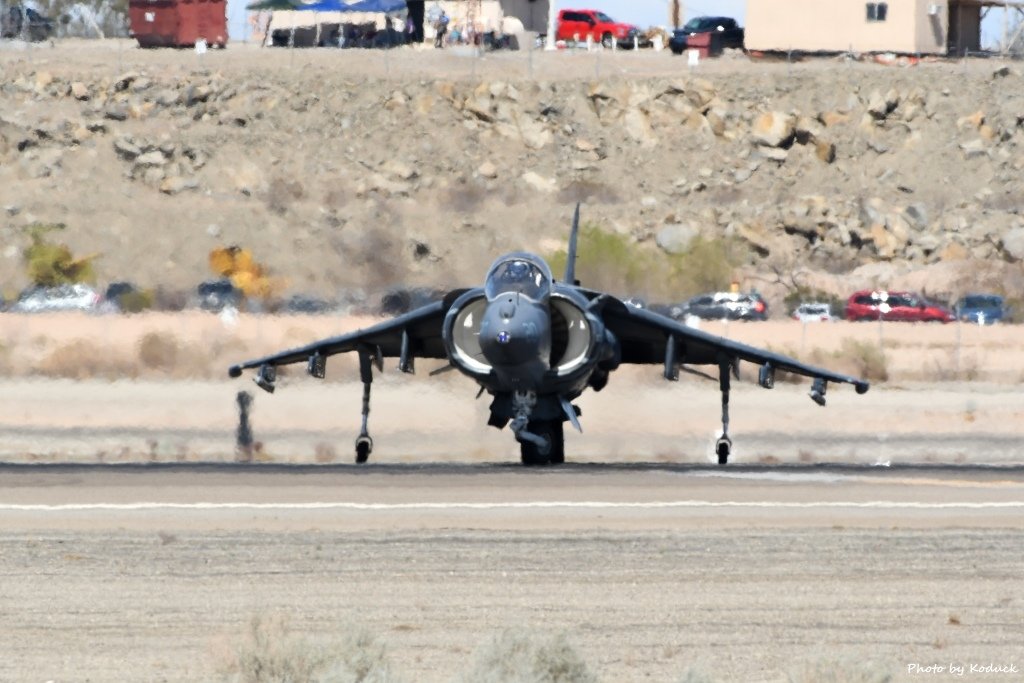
1,312,1022,465
1,467,1022,682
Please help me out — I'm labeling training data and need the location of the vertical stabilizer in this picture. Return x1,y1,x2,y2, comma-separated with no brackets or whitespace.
564,203,581,285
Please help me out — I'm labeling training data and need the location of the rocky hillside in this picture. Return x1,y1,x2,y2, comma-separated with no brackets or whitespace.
2,44,1023,309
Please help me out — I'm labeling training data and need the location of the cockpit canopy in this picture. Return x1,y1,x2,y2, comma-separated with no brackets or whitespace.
484,253,552,302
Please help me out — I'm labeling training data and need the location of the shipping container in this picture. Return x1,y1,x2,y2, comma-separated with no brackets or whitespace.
129,0,228,48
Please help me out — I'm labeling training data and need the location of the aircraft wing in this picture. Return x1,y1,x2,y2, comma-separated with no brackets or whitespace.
228,300,449,377
603,303,869,392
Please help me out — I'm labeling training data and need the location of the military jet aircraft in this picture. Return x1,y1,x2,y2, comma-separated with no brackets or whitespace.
229,206,869,465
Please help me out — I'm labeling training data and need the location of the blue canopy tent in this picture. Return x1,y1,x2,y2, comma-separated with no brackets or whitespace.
300,0,406,46
345,0,406,13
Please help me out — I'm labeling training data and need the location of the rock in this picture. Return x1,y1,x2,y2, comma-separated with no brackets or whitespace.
756,146,789,163
867,89,898,119
135,150,167,167
113,136,141,160
814,140,836,163
114,72,138,91
939,242,969,261
750,111,795,147
70,82,90,101
623,108,656,147
159,176,197,195
477,161,497,179
1002,227,1024,261
656,223,699,255
903,204,929,231
383,160,417,181
957,111,985,131
819,111,849,127
521,171,557,194
35,71,54,90
869,224,901,259
104,106,129,121
959,139,988,160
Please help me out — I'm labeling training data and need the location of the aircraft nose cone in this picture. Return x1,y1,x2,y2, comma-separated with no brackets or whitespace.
498,298,516,320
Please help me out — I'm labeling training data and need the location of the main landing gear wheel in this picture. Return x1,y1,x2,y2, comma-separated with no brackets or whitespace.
355,435,373,464
715,436,732,465
520,420,565,466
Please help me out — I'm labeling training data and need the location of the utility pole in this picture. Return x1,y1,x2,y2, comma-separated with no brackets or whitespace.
545,0,557,50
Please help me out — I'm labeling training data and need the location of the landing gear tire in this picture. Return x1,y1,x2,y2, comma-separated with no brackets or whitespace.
355,435,373,464
715,436,732,465
520,420,565,466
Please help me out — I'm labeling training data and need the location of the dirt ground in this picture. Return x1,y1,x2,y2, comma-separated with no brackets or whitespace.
1,312,1023,465
1,467,1022,682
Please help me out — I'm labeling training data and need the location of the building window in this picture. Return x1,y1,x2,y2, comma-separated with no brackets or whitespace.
866,2,888,21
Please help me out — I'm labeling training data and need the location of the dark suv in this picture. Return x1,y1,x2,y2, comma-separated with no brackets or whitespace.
669,16,744,54
682,291,768,321
2,5,55,41
845,290,953,323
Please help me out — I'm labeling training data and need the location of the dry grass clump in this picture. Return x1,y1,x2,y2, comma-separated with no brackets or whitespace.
217,614,397,683
786,658,893,683
808,338,888,383
37,339,138,380
459,628,596,683
135,331,217,379
786,659,892,683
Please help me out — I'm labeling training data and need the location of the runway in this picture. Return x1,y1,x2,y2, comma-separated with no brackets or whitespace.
2,464,1022,681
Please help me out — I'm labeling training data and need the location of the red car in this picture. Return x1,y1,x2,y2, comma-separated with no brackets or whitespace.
556,9,641,49
844,290,954,323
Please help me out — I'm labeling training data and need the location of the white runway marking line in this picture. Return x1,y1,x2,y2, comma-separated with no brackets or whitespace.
2,501,1024,511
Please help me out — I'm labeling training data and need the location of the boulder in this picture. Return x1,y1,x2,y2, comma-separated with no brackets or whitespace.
656,223,699,255
750,111,795,147
1002,227,1024,261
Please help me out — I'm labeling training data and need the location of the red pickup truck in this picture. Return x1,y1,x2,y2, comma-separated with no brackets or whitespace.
556,9,642,49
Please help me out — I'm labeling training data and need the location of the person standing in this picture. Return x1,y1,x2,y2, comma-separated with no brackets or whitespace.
434,9,449,48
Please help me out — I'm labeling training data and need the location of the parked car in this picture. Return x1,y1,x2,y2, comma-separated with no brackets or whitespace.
844,290,954,323
11,284,100,313
379,287,444,316
682,291,768,321
2,5,55,42
953,294,1009,325
556,9,643,49
669,16,744,55
281,294,334,315
196,279,243,312
792,302,834,322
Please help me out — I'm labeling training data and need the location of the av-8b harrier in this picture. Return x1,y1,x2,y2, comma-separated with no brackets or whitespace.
230,206,869,465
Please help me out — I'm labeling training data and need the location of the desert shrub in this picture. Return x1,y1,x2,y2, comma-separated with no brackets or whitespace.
669,236,743,300
115,288,155,313
547,225,742,302
676,670,717,683
219,614,396,683
24,222,97,286
810,339,888,383
137,332,179,372
36,339,137,380
266,177,306,215
459,629,596,683
557,181,621,205
787,658,893,683
443,182,487,213
152,286,189,312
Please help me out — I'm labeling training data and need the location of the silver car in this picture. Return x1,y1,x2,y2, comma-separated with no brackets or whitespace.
12,284,100,312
